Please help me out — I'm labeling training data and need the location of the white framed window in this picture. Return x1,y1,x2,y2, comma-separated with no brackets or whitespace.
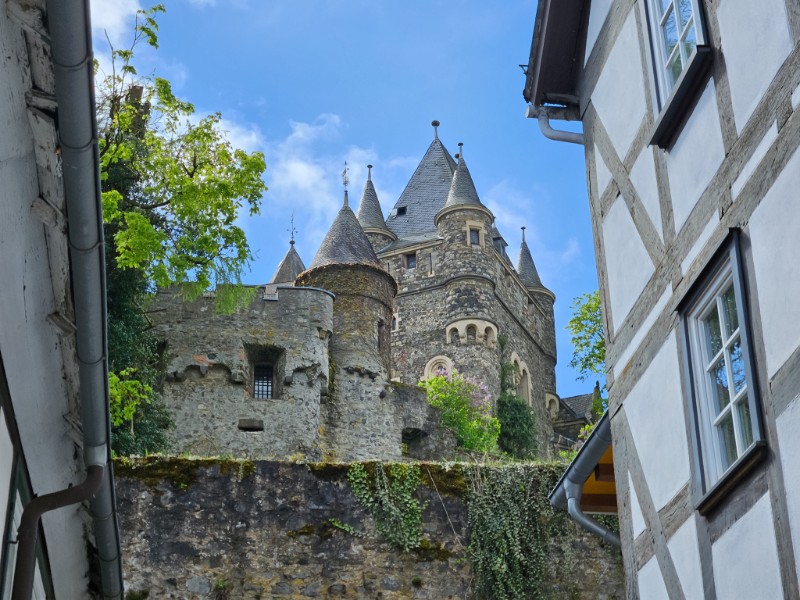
644,0,712,146
681,231,766,511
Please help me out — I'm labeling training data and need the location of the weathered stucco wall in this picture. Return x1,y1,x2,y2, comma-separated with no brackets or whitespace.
116,458,623,599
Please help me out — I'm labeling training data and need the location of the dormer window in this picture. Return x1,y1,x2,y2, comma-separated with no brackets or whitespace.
397,206,407,216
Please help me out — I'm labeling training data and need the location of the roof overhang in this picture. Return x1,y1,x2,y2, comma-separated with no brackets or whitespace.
523,0,588,111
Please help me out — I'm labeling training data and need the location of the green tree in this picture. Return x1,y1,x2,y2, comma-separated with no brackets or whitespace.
567,291,607,420
97,5,267,453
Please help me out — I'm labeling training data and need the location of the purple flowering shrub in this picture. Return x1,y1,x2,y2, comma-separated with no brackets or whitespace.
421,369,499,453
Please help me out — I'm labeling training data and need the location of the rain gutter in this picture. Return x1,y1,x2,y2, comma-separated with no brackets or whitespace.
525,105,585,146
549,412,621,548
12,1,123,598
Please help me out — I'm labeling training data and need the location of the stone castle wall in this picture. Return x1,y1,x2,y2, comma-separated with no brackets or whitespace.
116,458,624,599
152,285,334,459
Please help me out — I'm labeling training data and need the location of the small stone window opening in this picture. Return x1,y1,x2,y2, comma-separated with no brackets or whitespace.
404,253,417,269
469,228,480,246
253,364,274,399
397,206,407,216
392,316,397,331
378,319,385,350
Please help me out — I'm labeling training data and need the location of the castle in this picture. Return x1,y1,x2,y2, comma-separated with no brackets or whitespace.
153,123,560,461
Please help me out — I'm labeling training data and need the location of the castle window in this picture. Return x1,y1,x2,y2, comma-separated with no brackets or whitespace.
392,316,397,331
469,228,480,246
404,253,417,269
253,364,274,399
397,206,407,216
245,343,285,399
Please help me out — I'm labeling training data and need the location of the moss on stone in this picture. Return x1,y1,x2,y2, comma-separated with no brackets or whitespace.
414,538,454,562
307,462,350,481
286,524,316,537
113,456,255,491
419,463,467,496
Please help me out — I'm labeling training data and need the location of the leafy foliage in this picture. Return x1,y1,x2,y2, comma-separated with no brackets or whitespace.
466,464,573,600
566,291,606,383
347,463,424,552
497,393,538,459
422,370,500,453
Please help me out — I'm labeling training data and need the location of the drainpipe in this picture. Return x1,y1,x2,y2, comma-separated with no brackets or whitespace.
525,104,585,145
12,1,123,598
550,414,621,548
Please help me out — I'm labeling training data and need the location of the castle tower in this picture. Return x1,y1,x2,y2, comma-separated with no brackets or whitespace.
296,191,399,460
356,164,396,253
270,239,306,284
432,145,500,392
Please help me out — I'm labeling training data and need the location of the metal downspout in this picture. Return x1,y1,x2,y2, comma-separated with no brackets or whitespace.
13,1,124,598
564,480,621,548
537,112,585,145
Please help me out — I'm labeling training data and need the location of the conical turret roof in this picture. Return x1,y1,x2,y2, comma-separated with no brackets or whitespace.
442,150,483,209
356,165,389,231
309,192,381,269
386,121,457,236
270,242,306,283
517,227,544,288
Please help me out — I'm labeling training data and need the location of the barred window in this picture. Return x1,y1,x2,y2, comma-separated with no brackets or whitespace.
253,364,274,399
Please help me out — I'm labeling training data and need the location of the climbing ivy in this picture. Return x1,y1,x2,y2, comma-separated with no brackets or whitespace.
347,463,425,552
466,464,572,600
496,335,538,459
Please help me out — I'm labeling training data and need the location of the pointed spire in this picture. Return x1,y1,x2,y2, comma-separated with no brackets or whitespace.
271,241,306,284
517,226,544,288
442,144,483,209
309,199,381,270
356,164,390,231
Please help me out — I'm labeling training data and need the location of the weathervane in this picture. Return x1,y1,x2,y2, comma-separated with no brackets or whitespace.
342,161,350,192
288,212,297,245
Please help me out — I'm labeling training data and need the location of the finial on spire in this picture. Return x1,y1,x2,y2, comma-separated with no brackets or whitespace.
521,226,526,242
432,120,440,140
342,161,350,206
289,212,298,245
457,142,464,161
367,164,373,181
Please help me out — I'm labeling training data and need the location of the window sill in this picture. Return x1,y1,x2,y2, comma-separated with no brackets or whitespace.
697,440,768,515
649,45,713,149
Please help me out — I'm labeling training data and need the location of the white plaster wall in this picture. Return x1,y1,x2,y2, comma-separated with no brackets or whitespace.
0,410,12,547
668,516,704,600
680,212,718,276
614,284,671,374
595,149,612,199
592,11,646,159
731,121,778,200
602,195,654,330
0,13,89,597
629,472,646,540
712,493,784,600
584,0,613,64
624,333,690,510
749,144,800,378
717,0,792,133
638,555,669,600
776,395,800,582
629,148,662,240
666,80,725,232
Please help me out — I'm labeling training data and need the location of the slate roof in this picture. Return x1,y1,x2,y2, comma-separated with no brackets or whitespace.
442,154,483,209
309,193,381,269
270,242,306,283
378,230,440,253
386,136,457,237
356,167,389,231
517,233,544,288
560,392,594,419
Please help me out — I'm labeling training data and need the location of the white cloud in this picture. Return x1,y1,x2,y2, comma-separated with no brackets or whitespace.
89,0,141,48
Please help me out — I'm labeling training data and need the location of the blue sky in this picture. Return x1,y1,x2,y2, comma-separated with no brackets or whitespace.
90,0,599,398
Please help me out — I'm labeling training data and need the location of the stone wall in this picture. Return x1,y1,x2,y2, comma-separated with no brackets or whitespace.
116,458,624,599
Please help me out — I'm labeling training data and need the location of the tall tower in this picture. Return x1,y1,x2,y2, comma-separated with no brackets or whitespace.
356,164,396,253
295,191,399,460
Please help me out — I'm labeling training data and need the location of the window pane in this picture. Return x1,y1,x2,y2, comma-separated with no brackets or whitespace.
677,0,693,29
737,400,753,449
730,337,746,394
721,285,739,337
470,229,480,245
682,23,697,58
667,51,683,87
710,356,730,411
254,364,273,399
659,0,673,17
661,12,679,58
717,413,738,469
704,309,723,356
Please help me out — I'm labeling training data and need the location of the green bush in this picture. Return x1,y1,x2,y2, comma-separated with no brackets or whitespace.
497,393,537,459
421,370,499,453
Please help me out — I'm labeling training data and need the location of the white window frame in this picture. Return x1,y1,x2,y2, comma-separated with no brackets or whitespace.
643,0,712,147
681,231,766,512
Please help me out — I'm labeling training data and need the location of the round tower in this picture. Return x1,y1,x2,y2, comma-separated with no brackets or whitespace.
433,145,500,393
296,191,399,460
356,164,396,253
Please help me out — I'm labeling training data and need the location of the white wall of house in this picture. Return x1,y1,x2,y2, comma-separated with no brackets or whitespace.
0,6,90,597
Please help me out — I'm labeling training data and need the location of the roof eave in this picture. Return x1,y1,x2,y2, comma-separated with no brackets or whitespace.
523,0,588,110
